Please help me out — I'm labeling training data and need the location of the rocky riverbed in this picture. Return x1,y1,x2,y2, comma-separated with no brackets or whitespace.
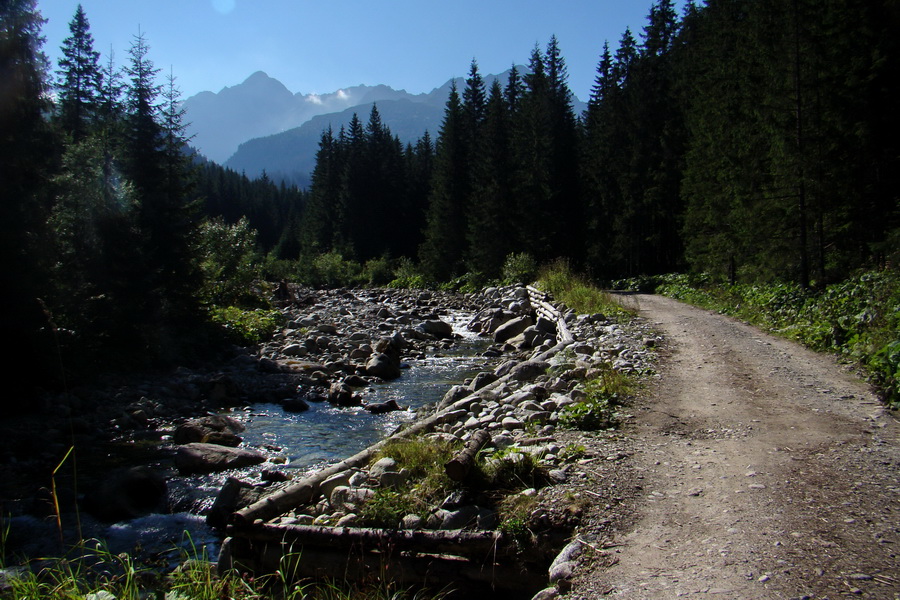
0,283,658,596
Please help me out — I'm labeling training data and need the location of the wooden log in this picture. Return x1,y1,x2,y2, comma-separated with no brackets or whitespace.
234,392,496,526
444,430,491,482
221,535,548,595
227,522,534,561
233,339,556,526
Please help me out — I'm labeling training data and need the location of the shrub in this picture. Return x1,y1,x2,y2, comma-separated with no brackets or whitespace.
196,217,264,307
501,252,538,285
559,368,632,431
388,257,429,289
310,252,362,288
210,306,284,345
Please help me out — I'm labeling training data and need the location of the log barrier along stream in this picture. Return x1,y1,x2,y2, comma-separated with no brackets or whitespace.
221,287,576,595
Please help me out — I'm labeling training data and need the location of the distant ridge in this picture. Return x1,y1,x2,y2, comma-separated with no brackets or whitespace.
183,69,587,186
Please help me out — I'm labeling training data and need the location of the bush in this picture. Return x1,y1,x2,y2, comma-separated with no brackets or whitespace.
210,306,283,345
310,252,362,288
362,256,395,286
196,217,264,307
388,257,429,289
559,367,632,431
501,252,538,285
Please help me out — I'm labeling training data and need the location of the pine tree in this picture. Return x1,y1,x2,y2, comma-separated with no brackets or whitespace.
419,83,469,281
301,126,342,254
467,79,515,278
55,4,101,141
0,0,58,398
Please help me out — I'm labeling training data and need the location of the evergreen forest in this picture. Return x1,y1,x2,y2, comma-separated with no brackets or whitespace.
2,0,898,401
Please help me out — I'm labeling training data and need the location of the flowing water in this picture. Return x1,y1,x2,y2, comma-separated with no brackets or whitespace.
5,312,491,564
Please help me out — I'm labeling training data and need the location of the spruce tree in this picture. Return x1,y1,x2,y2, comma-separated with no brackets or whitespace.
0,0,57,398
467,79,515,278
55,4,101,141
419,83,469,281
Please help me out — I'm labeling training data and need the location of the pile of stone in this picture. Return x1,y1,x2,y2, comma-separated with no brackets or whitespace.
222,284,659,533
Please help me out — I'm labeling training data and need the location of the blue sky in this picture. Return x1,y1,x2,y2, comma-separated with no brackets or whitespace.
37,0,683,102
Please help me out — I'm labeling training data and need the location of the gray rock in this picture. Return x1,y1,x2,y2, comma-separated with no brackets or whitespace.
438,385,470,410
493,315,534,343
83,466,167,522
501,417,525,430
379,468,410,490
282,344,308,357
369,457,398,478
510,360,550,381
401,514,424,529
282,397,310,413
476,508,499,529
365,353,401,380
531,587,560,600
174,415,245,445
421,319,454,338
470,371,499,391
335,513,358,526
207,477,268,529
440,505,479,529
328,382,358,406
175,443,266,474
549,561,576,589
320,471,352,500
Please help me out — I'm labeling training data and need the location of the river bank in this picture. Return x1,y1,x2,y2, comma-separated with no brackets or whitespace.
1,284,659,597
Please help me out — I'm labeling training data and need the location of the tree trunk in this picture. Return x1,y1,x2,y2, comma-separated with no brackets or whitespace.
445,430,491,481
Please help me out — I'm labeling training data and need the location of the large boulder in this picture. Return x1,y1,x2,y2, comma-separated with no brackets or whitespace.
509,360,550,381
493,315,534,344
328,382,359,406
365,353,401,380
175,443,266,474
174,415,245,446
420,319,453,339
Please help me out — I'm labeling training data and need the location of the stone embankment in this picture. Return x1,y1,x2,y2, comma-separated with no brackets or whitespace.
1,283,657,597
220,285,659,597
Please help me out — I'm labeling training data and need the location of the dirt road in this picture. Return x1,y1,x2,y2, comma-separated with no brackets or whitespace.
569,294,900,599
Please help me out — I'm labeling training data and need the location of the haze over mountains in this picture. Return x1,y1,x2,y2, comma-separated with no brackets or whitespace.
183,70,586,188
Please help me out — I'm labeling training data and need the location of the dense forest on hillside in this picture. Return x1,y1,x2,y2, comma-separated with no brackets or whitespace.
1,0,898,398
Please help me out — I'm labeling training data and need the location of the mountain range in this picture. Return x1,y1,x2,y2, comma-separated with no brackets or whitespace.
182,70,586,188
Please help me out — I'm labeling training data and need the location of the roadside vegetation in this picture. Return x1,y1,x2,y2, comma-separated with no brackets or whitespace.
619,271,900,409
0,534,449,600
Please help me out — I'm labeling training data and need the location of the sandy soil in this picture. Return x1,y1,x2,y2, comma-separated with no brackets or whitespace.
564,294,900,600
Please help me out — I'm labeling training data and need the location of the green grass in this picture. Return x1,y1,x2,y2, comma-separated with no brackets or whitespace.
0,532,452,600
537,259,633,318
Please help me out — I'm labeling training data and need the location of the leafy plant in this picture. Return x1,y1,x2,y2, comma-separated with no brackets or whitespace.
196,216,264,307
210,306,284,345
559,369,632,431
501,252,538,285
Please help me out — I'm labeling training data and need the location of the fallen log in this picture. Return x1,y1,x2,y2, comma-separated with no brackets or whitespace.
234,397,481,526
220,535,547,595
226,522,535,561
445,430,491,482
